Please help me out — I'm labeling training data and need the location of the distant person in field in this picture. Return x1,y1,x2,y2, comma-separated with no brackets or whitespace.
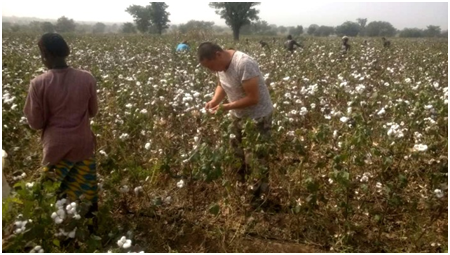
245,38,250,45
197,42,274,203
341,36,351,53
23,33,99,228
382,37,391,48
176,40,190,52
284,34,302,54
272,37,277,44
259,40,271,51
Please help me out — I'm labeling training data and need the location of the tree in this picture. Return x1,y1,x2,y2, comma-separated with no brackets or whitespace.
307,24,319,35
356,18,367,35
179,20,214,34
122,22,137,33
424,25,441,37
316,26,334,37
365,21,396,37
126,3,170,34
55,16,76,33
209,2,260,41
41,22,55,33
251,20,275,35
335,21,360,37
149,2,170,34
278,26,287,34
126,5,152,33
399,28,423,38
92,22,106,34
289,25,303,36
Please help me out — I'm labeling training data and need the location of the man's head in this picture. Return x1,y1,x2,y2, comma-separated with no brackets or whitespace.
287,34,293,40
342,36,349,43
37,33,70,68
197,42,230,72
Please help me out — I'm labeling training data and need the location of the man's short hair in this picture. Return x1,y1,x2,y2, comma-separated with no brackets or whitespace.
197,42,224,61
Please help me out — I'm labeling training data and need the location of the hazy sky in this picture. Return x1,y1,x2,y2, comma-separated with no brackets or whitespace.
2,1,448,30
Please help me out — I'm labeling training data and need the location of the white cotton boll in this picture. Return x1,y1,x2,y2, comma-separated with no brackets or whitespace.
123,240,132,249
360,175,369,183
177,179,185,188
145,143,151,150
340,117,349,123
140,109,148,114
333,130,338,138
57,209,65,217
434,189,444,198
377,108,385,115
68,228,77,238
413,144,428,152
120,185,130,193
117,236,127,247
55,217,63,224
51,212,58,219
73,214,81,220
134,186,143,195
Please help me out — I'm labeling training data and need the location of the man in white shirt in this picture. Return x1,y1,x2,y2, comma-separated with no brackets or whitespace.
197,42,274,203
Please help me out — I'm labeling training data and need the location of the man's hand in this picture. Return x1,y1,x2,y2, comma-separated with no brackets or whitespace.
205,100,219,112
209,103,230,114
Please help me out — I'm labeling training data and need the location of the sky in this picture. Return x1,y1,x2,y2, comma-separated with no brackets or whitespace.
2,1,448,30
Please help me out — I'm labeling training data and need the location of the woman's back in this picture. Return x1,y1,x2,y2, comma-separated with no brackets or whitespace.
24,67,98,165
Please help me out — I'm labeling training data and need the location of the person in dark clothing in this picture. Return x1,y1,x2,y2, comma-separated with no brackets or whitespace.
382,37,391,48
259,40,270,51
341,36,351,53
284,34,302,54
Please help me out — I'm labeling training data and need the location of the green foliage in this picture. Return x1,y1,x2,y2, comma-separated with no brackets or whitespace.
335,21,361,36
125,3,170,34
55,16,76,33
209,2,260,41
365,21,396,37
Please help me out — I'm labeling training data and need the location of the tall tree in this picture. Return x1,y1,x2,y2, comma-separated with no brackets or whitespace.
307,24,319,35
365,21,396,37
209,2,260,41
316,26,334,37
289,25,303,36
424,25,441,37
41,22,55,33
399,28,423,38
149,2,170,35
278,26,287,34
55,16,76,33
93,22,106,34
126,5,152,33
126,3,170,34
122,22,137,33
357,18,367,36
335,21,360,37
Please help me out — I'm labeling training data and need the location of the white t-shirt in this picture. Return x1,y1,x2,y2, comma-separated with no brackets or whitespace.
218,51,273,119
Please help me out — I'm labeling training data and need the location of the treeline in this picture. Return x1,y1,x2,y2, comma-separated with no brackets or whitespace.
2,15,447,38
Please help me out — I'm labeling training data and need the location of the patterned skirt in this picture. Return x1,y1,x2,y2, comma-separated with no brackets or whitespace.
43,156,98,204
